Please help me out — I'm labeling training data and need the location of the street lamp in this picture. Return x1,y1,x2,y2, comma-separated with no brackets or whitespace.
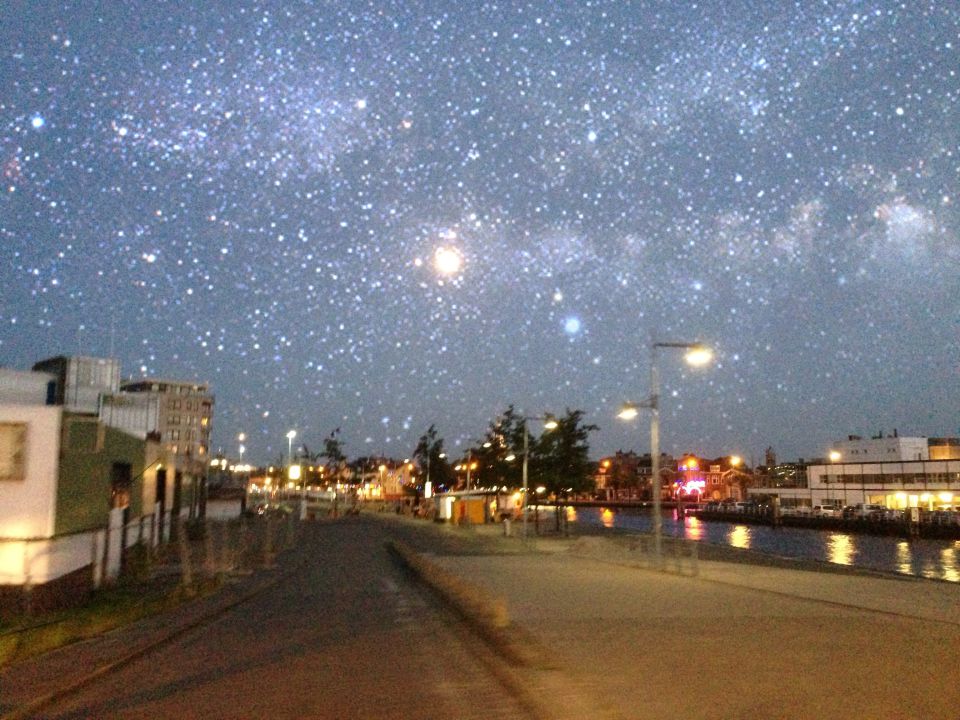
618,341,713,565
286,430,297,466
521,413,558,541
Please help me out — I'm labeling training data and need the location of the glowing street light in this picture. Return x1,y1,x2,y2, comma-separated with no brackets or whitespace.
286,430,297,466
618,341,713,566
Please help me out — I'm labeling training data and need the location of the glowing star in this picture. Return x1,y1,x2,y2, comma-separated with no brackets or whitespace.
356,99,367,110
434,246,463,275
563,317,582,335
31,115,45,129
587,130,598,142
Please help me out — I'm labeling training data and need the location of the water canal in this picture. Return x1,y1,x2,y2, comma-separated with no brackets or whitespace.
570,506,960,583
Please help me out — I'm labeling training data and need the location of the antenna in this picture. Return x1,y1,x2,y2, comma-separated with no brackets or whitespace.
109,314,116,359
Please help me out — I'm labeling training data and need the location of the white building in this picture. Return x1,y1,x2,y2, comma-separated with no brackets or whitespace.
0,368,56,406
0,364,178,616
32,355,120,415
829,434,928,463
750,435,960,511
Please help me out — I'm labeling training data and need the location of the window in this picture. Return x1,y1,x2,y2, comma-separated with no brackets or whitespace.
0,423,27,482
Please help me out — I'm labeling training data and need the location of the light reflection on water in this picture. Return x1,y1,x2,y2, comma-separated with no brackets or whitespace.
727,525,752,549
896,541,913,575
827,534,855,565
940,546,959,583
574,506,960,582
600,508,615,529
685,516,704,541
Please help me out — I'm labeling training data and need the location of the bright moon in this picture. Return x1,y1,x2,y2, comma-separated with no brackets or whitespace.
434,246,463,275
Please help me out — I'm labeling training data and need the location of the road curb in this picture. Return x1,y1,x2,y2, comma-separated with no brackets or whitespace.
387,539,621,720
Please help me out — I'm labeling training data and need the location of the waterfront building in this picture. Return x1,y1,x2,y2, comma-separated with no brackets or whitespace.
0,382,165,616
117,378,213,464
681,456,753,502
749,434,960,511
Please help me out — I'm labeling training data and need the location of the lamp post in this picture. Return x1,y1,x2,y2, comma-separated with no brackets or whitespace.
619,341,712,565
521,414,558,541
286,430,297,466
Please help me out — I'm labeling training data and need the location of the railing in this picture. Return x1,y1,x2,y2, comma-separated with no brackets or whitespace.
570,533,700,576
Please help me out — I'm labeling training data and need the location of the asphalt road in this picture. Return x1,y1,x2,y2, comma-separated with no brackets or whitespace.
41,517,533,720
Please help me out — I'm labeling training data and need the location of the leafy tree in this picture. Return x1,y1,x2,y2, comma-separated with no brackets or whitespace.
299,428,348,484
321,428,347,467
530,409,598,495
473,406,526,489
531,409,598,527
413,424,456,492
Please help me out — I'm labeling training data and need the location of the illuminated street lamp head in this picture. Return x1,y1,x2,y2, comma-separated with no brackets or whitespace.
286,429,297,441
543,415,559,430
617,402,640,421
730,455,742,467
683,344,714,367
829,450,842,462
434,246,463,275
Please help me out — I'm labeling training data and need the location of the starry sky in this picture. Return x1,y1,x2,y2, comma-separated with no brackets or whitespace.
1,1,958,465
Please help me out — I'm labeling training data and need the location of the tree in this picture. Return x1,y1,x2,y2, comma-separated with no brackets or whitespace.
531,409,598,529
473,406,526,489
321,428,347,467
299,429,348,485
413,424,455,492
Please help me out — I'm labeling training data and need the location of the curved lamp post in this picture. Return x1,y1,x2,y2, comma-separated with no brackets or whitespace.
619,341,713,565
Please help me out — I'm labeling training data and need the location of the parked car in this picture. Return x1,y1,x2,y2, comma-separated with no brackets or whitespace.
780,505,812,517
813,504,841,518
924,510,960,526
849,503,887,520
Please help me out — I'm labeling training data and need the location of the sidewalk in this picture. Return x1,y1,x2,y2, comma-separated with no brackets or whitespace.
423,527,960,720
0,524,304,720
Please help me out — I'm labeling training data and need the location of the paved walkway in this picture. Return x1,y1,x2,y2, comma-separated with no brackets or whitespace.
423,527,960,720
4,514,959,719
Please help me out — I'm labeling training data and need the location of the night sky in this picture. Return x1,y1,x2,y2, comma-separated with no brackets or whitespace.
1,1,957,465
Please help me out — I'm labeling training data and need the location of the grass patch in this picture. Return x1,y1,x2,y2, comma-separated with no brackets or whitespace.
0,575,222,668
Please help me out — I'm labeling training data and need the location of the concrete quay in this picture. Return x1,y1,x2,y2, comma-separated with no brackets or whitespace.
390,515,960,720
2,512,957,719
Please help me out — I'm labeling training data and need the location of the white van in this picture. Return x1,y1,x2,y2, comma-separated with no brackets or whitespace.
813,504,840,518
